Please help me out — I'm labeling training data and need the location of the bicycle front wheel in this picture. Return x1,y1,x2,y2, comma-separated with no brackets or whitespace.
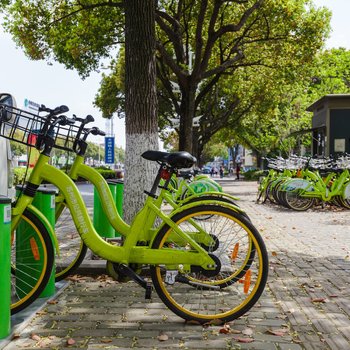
150,204,268,324
55,203,87,281
11,209,54,314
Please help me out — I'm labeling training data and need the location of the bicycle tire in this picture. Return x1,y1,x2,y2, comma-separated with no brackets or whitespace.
184,195,251,221
11,209,54,314
282,190,315,211
55,203,87,281
150,204,268,323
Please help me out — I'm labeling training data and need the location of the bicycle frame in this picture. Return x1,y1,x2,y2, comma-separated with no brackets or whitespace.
165,174,239,203
13,153,218,270
59,154,243,242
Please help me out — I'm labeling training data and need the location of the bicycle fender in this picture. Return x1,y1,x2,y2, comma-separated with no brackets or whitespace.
342,182,350,199
27,204,60,255
282,178,314,192
169,199,245,217
180,191,240,205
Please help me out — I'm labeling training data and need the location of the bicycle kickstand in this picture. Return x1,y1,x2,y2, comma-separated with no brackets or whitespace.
117,264,153,299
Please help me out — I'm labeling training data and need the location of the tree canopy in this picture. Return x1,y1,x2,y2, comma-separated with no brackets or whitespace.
2,0,158,220
94,0,331,160
1,0,334,164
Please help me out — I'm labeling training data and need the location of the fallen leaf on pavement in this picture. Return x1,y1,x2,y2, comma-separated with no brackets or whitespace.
185,320,201,325
66,338,76,345
311,298,327,303
157,333,169,341
203,319,224,326
233,336,254,343
266,328,289,336
219,324,231,334
30,334,41,341
101,339,113,343
293,338,302,344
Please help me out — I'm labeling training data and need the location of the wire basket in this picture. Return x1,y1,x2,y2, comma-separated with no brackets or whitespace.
0,104,79,152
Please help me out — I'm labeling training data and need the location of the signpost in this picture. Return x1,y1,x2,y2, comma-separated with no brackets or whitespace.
105,137,115,164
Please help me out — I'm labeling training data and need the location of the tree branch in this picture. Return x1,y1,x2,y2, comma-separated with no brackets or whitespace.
156,41,188,84
49,0,124,26
201,50,244,79
156,10,185,63
192,0,208,78
156,59,181,116
195,73,222,108
213,0,264,39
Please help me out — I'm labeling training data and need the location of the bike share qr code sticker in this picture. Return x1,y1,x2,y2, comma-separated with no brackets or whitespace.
51,195,55,209
4,205,11,224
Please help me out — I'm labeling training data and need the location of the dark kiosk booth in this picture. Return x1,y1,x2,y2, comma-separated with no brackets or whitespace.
307,94,350,157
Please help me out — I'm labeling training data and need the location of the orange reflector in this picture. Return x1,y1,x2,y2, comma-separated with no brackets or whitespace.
243,270,252,294
30,237,40,261
231,243,239,262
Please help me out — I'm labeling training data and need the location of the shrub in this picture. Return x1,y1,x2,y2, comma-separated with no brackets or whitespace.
95,168,117,179
242,169,266,181
13,167,32,186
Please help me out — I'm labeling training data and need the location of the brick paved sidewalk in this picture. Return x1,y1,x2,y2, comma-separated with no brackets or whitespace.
1,180,349,350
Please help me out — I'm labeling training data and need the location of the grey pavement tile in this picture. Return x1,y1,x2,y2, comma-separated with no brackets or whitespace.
3,181,350,350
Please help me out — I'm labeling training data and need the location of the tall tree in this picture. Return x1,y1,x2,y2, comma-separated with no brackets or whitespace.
220,48,350,161
96,0,330,161
1,0,158,221
123,0,158,222
155,0,330,154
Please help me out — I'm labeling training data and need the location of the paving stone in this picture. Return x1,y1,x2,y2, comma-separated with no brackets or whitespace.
3,181,350,350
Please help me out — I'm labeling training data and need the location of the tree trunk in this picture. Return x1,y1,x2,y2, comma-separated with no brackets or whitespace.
178,88,196,153
124,0,158,223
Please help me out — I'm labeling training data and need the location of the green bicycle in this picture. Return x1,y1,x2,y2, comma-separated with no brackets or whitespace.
1,100,268,323
280,160,350,211
53,120,249,281
0,100,64,314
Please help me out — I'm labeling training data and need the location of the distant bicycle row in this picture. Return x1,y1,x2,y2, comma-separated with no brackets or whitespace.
257,155,350,211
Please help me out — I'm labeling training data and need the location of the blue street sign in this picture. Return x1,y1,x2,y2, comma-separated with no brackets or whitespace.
105,137,115,164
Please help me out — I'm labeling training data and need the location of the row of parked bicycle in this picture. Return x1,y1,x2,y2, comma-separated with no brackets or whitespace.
0,94,268,325
257,155,350,211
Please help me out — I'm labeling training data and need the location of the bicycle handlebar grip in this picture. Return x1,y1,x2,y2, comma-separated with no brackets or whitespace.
90,127,105,136
74,114,95,125
39,104,69,115
85,115,95,124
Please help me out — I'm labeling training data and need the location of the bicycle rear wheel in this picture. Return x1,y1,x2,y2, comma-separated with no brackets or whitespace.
282,190,315,211
11,209,54,314
55,203,87,281
150,204,268,323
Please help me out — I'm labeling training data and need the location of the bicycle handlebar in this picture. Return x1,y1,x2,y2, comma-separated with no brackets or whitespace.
39,104,69,115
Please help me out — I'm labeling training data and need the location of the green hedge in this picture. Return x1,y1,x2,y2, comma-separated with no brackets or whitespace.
95,168,117,179
242,169,267,181
13,166,116,186
13,167,32,186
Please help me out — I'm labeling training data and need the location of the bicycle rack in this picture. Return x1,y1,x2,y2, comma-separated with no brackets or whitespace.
15,186,57,298
0,196,11,339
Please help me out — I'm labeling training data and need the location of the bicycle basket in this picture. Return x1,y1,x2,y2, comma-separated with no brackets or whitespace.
0,104,46,147
0,104,79,152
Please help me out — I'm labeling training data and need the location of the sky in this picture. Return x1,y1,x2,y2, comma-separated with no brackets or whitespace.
0,0,349,149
